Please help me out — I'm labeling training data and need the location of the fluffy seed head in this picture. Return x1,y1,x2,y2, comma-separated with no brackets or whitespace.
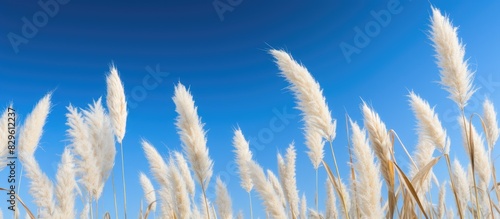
430,7,476,109
106,64,128,143
215,177,233,219
350,120,384,218
173,82,213,189
483,98,499,149
409,91,449,153
232,128,253,192
19,93,51,156
139,172,157,212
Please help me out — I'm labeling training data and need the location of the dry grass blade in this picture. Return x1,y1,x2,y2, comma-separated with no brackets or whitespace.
144,200,158,219
393,161,429,219
411,156,441,190
322,160,350,219
0,187,36,219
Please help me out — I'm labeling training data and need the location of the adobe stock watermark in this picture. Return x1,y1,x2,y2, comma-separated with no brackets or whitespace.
205,106,297,199
128,64,170,109
443,74,500,130
339,0,404,63
212,0,243,21
7,0,70,54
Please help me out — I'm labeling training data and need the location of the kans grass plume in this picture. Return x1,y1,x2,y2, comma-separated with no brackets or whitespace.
270,49,335,169
409,91,449,153
215,177,233,219
82,98,116,199
430,7,476,110
483,98,499,149
66,105,100,200
139,172,157,213
267,169,286,209
105,64,128,218
18,93,55,218
325,179,338,219
173,82,213,189
141,140,173,215
168,161,191,219
55,147,77,219
173,151,196,198
232,128,254,192
105,65,127,143
361,103,393,187
248,161,287,218
452,159,469,217
277,143,299,218
350,120,383,218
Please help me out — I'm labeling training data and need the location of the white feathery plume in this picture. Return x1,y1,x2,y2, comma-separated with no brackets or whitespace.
105,65,127,143
305,129,325,169
169,162,191,219
267,169,286,209
141,140,173,214
18,93,55,217
173,151,195,197
300,194,307,219
430,7,476,109
20,154,56,218
270,49,335,172
18,93,51,156
483,98,499,149
452,159,469,217
350,120,383,218
361,103,392,184
173,82,213,189
447,208,455,219
192,203,202,219
215,177,233,219
270,49,336,141
409,91,449,153
236,211,244,219
277,143,299,217
0,105,12,170
232,128,254,192
55,147,77,218
66,105,100,200
308,209,323,219
438,182,447,219
338,180,351,218
80,203,89,219
459,119,491,186
410,139,435,200
139,172,157,212
248,161,287,218
325,179,338,219
82,98,116,199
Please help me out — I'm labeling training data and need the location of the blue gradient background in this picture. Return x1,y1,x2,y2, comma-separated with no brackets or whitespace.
1,0,500,218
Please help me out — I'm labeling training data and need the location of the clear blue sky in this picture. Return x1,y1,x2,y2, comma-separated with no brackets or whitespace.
1,0,500,218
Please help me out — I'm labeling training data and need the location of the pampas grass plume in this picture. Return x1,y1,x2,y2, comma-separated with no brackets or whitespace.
430,7,476,109
139,172,157,212
105,65,127,143
173,82,213,188
232,128,254,192
215,177,233,219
